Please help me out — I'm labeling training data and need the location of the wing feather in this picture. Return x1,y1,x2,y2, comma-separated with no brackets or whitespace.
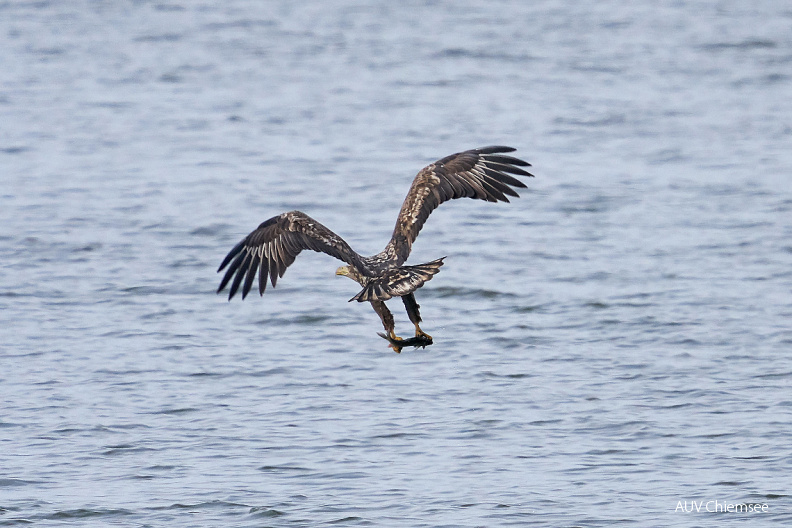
386,146,532,264
218,249,246,293
472,167,519,198
258,251,268,294
480,154,530,166
217,211,364,300
480,166,527,189
228,251,252,299
241,252,260,298
482,160,533,176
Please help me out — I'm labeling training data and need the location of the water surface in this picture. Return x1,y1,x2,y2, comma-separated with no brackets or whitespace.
2,1,791,526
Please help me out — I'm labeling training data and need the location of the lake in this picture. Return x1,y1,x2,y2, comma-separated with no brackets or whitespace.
1,1,791,526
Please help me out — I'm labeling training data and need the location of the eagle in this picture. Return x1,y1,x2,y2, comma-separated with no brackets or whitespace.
217,146,532,352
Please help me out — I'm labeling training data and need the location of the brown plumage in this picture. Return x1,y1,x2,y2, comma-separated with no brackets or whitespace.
217,146,533,351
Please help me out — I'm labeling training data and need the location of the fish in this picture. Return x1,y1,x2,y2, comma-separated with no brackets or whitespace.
376,332,433,353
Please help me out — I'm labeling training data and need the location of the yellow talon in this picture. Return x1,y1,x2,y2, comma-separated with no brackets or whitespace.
414,324,432,341
388,331,404,353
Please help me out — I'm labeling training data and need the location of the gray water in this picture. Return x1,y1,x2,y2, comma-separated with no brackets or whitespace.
2,1,792,526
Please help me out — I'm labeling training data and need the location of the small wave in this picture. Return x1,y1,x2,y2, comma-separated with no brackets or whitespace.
512,304,544,313
202,19,276,31
245,367,291,377
554,113,627,128
434,48,535,63
249,506,286,517
258,465,310,473
423,286,515,299
190,223,232,236
701,39,776,51
102,445,157,456
0,146,29,154
527,419,563,426
371,431,427,439
149,500,249,511
753,371,792,380
479,371,534,379
329,516,365,524
43,508,134,520
149,407,199,415
0,478,41,487
134,33,182,43
256,314,333,326
120,286,170,295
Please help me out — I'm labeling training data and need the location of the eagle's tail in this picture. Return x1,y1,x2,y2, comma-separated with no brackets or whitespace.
350,258,445,302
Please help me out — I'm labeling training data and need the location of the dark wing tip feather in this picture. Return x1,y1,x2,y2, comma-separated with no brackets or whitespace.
227,252,252,300
258,258,268,296
217,249,245,295
483,160,533,177
476,145,516,154
217,239,245,273
241,253,260,299
482,154,531,167
481,167,529,188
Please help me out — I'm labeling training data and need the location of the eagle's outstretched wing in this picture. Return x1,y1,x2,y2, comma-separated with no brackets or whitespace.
217,211,364,300
386,146,532,264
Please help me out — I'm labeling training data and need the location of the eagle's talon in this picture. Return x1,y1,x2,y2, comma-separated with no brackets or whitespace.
388,332,404,353
388,332,404,342
416,330,432,341
412,322,432,341
377,331,405,353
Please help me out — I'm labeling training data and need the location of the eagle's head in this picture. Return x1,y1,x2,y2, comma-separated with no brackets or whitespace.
335,265,365,285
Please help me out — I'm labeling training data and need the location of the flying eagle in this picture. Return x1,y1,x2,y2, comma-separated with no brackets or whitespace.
217,146,532,352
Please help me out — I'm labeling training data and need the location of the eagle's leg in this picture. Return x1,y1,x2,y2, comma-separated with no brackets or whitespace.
371,300,404,352
402,293,432,340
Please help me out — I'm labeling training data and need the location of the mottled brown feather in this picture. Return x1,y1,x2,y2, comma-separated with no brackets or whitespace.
386,146,532,264
217,211,365,300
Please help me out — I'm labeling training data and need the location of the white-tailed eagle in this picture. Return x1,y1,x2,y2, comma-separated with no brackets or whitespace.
217,146,532,352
